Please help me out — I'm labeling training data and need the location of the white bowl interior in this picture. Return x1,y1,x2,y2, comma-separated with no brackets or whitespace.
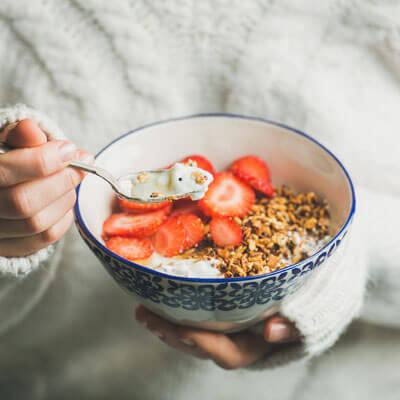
77,116,353,247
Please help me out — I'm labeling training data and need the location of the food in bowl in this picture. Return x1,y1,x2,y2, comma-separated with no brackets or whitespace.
102,154,331,278
75,114,354,333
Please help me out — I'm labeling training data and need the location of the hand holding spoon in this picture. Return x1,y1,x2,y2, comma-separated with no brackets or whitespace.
0,142,213,203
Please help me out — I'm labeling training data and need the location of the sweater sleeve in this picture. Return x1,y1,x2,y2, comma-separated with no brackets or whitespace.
357,187,400,328
247,186,368,370
0,103,66,277
249,184,400,369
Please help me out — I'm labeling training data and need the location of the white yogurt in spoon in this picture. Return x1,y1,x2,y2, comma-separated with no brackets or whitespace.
119,163,213,201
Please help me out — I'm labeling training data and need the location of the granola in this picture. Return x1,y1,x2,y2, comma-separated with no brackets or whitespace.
179,185,330,278
191,170,207,184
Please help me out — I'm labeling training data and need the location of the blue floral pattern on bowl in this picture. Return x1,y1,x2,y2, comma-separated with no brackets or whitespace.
77,222,348,315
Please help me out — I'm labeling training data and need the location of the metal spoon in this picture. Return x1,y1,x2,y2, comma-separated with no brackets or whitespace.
0,142,207,204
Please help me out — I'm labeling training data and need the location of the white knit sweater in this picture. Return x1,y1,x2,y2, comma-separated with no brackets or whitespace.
0,1,399,399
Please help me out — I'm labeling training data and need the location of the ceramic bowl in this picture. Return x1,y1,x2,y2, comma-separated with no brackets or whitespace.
74,114,355,333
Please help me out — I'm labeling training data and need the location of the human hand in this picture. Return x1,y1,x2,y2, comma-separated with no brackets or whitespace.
0,119,93,257
135,305,300,370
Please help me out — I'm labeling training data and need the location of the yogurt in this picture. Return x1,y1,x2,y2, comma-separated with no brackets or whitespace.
144,253,223,278
120,163,213,201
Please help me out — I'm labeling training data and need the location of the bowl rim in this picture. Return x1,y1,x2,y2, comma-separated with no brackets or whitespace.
74,113,356,283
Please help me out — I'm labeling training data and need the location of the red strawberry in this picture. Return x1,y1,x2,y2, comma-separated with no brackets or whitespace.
180,155,215,176
209,216,242,247
151,217,187,257
106,236,154,260
119,198,171,213
199,172,255,217
103,205,171,238
170,199,204,219
178,214,205,248
229,155,274,197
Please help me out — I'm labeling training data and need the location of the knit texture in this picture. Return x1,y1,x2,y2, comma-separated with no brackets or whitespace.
0,104,65,277
0,0,399,398
358,187,400,328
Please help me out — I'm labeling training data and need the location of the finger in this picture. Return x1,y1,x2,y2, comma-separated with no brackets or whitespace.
0,190,76,239
178,328,270,370
5,119,47,148
135,306,209,359
0,151,93,219
226,333,271,367
263,315,301,344
0,140,77,187
0,210,73,257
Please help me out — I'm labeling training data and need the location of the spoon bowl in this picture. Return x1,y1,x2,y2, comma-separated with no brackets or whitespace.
70,161,209,203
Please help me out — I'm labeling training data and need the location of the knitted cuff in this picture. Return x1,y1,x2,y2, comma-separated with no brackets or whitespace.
0,104,66,278
0,103,65,140
247,222,367,370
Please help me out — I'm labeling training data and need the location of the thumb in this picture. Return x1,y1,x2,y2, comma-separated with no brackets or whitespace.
263,315,300,344
5,119,48,148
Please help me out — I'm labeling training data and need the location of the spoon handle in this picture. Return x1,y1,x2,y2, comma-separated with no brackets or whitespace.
69,161,121,194
69,160,98,174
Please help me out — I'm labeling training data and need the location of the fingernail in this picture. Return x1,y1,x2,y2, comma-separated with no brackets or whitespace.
58,142,77,162
180,338,196,347
78,151,94,164
268,323,292,343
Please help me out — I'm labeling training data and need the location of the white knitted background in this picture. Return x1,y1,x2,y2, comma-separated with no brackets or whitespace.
0,1,399,399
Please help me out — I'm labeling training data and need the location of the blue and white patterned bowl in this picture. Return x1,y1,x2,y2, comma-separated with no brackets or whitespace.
74,114,355,333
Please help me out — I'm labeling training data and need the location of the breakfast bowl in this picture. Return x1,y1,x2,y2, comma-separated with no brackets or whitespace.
74,114,355,333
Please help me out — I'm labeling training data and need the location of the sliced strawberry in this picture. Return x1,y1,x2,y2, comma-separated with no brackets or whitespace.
199,172,255,217
210,216,242,247
229,155,274,197
103,205,171,238
151,217,187,257
180,155,215,176
178,214,205,248
233,168,274,197
170,199,204,219
118,198,171,213
106,236,154,260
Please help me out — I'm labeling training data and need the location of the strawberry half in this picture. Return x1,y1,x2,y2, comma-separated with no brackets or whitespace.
180,155,215,176
178,214,205,248
119,198,171,213
170,199,204,219
209,216,242,247
106,236,154,261
229,155,274,197
151,217,187,257
103,205,171,238
199,172,255,217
